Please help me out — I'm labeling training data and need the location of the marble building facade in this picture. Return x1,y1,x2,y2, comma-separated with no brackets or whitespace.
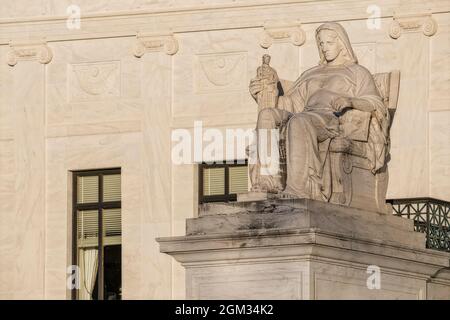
0,0,449,299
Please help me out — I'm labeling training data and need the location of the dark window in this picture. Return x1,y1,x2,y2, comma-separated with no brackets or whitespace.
199,160,248,203
72,168,121,300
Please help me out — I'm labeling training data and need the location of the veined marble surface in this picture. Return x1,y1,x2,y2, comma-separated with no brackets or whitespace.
0,0,448,299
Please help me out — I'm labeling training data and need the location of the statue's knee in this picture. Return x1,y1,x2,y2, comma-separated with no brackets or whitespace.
288,115,305,129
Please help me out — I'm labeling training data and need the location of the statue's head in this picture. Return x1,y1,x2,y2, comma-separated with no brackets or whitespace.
315,22,357,66
262,54,271,65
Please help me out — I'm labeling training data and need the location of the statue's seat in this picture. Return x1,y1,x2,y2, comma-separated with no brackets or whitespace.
329,71,400,156
326,70,400,211
329,136,352,153
249,71,400,212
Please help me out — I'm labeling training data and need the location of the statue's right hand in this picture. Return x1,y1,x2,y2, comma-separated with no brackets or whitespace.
249,78,263,99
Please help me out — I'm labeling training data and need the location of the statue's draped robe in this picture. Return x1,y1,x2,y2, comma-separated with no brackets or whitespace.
256,62,389,200
257,64,279,110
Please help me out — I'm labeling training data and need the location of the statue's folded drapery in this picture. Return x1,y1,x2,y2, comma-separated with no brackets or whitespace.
275,63,388,200
253,22,390,201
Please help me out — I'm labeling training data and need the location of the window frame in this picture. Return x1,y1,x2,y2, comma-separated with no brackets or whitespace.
71,168,121,300
198,160,248,204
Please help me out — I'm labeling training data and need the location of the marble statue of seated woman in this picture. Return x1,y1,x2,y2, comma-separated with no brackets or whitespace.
248,22,390,202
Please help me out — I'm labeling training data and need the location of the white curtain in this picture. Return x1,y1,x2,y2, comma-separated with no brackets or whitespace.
79,248,98,300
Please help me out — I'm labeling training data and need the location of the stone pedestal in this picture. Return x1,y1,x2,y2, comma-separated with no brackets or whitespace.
157,199,450,299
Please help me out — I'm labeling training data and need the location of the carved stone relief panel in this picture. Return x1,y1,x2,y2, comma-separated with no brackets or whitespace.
194,52,247,94
68,61,121,102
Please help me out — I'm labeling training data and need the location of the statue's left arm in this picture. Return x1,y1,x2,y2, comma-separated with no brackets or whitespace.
351,98,376,112
352,66,390,172
351,67,384,113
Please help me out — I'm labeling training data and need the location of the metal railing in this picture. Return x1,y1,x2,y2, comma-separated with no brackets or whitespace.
389,198,450,252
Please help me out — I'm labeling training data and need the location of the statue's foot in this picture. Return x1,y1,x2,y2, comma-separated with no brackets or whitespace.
249,187,269,196
278,187,309,199
254,176,284,194
274,190,300,199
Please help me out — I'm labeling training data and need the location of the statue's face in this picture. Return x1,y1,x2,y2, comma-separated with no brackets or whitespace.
318,30,342,63
263,55,271,64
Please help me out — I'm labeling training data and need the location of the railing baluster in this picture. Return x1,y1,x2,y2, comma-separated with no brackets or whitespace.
388,198,450,252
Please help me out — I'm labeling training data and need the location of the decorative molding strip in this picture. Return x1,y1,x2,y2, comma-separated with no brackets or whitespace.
170,112,257,129
46,120,142,138
133,32,179,57
6,41,52,66
260,22,305,48
0,1,447,45
389,14,438,39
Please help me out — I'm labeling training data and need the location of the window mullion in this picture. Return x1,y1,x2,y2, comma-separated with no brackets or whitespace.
71,173,77,300
98,173,104,300
102,201,121,209
75,203,102,211
224,164,229,199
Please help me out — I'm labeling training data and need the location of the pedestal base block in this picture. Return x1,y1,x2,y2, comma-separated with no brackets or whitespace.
157,199,450,299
